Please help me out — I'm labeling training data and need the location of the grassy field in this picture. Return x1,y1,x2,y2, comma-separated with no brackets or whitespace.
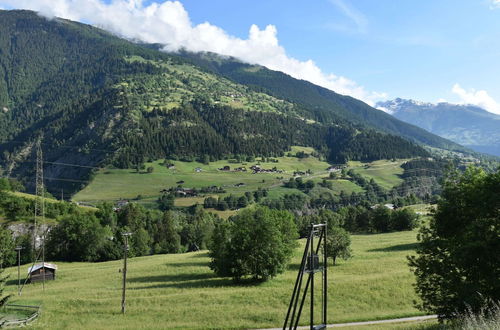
73,147,367,207
349,160,407,190
2,230,426,329
74,153,409,210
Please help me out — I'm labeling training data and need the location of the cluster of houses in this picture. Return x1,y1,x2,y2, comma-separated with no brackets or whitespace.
160,187,198,197
217,164,283,174
159,185,226,197
249,165,283,174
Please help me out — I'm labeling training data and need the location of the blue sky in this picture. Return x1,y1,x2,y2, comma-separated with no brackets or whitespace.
1,0,499,113
179,0,500,108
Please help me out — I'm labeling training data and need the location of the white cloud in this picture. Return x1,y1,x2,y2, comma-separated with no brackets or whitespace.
490,0,500,9
376,106,393,114
0,0,385,105
452,83,500,115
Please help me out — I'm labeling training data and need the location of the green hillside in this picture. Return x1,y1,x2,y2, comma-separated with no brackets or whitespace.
73,149,409,214
0,10,437,197
349,160,406,190
3,230,425,329
179,52,465,152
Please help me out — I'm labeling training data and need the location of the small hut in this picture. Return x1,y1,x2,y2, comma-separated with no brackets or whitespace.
28,263,58,282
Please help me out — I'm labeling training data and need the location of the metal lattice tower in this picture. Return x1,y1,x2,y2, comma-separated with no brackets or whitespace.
33,138,45,262
19,137,47,295
33,138,47,291
283,223,328,330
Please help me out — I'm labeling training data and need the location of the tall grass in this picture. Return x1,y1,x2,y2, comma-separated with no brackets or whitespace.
454,301,500,330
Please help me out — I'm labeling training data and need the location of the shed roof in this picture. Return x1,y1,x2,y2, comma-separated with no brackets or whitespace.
28,262,58,274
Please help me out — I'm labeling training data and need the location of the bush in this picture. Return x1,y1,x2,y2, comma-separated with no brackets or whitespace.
209,206,298,281
0,268,10,310
158,193,175,211
0,178,10,191
0,226,15,267
390,208,418,231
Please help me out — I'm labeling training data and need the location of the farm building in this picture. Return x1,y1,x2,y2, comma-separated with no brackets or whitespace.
28,263,58,282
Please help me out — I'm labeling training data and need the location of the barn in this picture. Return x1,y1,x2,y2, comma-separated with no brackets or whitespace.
28,263,58,282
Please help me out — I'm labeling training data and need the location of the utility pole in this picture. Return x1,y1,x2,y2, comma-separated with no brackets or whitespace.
121,232,132,314
15,246,22,295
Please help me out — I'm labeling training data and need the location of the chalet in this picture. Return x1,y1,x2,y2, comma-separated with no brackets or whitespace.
176,180,185,184
327,166,341,173
293,171,306,177
175,187,198,197
195,167,203,173
234,167,247,172
219,165,231,171
28,263,57,282
371,204,395,210
114,199,129,211
235,183,246,187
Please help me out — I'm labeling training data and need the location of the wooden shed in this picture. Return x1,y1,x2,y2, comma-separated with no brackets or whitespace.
28,263,58,282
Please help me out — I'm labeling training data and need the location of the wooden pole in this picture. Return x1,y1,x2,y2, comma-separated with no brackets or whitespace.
15,246,22,295
121,232,131,314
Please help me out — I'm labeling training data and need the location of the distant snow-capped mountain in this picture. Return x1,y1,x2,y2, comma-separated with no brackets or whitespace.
376,98,500,157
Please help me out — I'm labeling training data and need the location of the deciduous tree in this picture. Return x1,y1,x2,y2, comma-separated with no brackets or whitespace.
408,167,500,320
209,206,298,281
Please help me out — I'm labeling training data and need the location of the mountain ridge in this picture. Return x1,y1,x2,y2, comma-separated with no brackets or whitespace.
377,98,500,157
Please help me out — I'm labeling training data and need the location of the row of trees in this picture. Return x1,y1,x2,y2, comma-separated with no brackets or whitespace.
0,201,218,265
203,188,268,211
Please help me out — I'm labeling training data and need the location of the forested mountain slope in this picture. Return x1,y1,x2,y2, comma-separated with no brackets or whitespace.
0,10,439,196
178,52,464,151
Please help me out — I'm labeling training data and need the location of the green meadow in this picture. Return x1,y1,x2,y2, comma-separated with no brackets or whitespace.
73,148,408,211
349,160,406,190
2,230,426,329
74,147,347,205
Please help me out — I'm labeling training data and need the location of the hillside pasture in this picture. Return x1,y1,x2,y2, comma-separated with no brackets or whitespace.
1,230,425,329
73,147,353,207
348,160,406,190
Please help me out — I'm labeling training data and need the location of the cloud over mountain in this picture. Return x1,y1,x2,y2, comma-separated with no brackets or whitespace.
452,83,500,115
0,0,385,105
